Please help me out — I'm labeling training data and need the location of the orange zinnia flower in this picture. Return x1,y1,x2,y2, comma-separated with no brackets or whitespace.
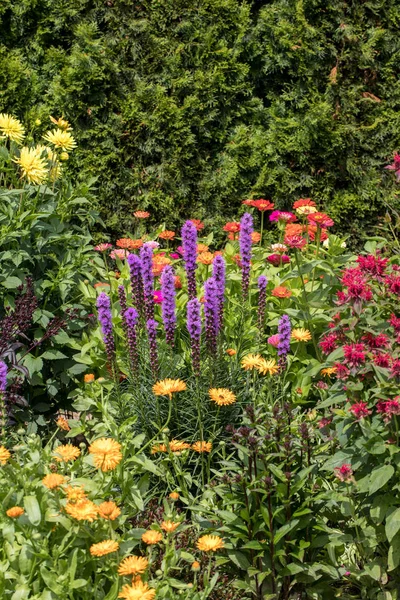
197,251,214,265
251,232,261,243
134,210,150,218
116,238,144,250
223,222,240,233
190,219,205,231
293,198,316,209
271,286,292,298
251,199,274,211
42,474,66,489
197,243,209,253
307,212,334,228
158,230,175,240
98,501,121,520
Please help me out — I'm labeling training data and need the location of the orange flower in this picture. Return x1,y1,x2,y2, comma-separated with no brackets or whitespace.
168,439,191,452
251,199,274,211
98,501,121,520
158,230,176,240
307,212,334,228
169,492,180,500
89,438,122,472
56,416,70,431
226,348,236,356
190,219,204,231
174,275,182,289
152,255,171,276
63,485,86,503
293,198,316,209
209,388,236,406
228,232,239,241
42,474,66,489
116,238,144,250
118,555,149,576
192,561,201,571
90,540,119,557
118,580,156,600
251,232,261,243
134,210,150,218
271,286,292,298
285,223,304,238
94,282,110,288
197,251,214,265
84,373,95,383
53,444,81,463
192,441,212,453
65,499,98,522
161,520,180,533
151,443,167,454
197,535,224,552
0,445,11,465
223,222,240,233
152,378,187,398
197,243,209,253
142,530,163,544
6,506,24,518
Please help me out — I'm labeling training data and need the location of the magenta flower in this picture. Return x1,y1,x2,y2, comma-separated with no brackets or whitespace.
153,290,163,304
349,401,371,420
269,211,297,223
268,334,280,348
334,464,353,482
384,152,400,181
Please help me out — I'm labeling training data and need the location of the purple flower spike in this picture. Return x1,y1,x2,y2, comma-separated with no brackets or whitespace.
212,255,226,331
0,361,7,392
140,244,155,320
239,212,253,297
257,276,267,332
118,285,128,317
127,253,144,314
96,292,116,364
161,265,176,346
204,277,219,355
187,298,202,376
146,318,159,377
277,314,291,368
181,220,198,300
124,307,139,375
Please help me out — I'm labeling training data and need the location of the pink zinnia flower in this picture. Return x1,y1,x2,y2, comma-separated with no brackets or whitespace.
284,234,307,249
269,210,297,223
145,241,160,249
94,243,113,252
307,212,334,228
349,402,371,420
153,290,163,304
170,253,180,260
334,464,353,482
268,334,280,347
110,249,129,260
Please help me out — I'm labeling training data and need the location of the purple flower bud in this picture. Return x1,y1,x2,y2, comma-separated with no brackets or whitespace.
160,265,176,346
257,276,267,332
204,277,219,355
0,361,7,392
146,318,159,377
239,212,253,297
127,253,144,314
123,307,139,375
181,220,198,300
140,244,155,320
278,314,291,367
96,292,115,364
187,298,202,376
212,255,226,331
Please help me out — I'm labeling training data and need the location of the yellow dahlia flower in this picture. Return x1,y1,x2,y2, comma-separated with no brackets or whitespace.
0,113,25,144
88,438,122,471
13,147,48,184
196,535,224,552
291,328,312,342
118,581,156,600
65,499,98,522
118,555,149,576
209,388,236,406
98,501,121,520
42,473,66,489
90,540,119,557
152,378,187,399
53,443,80,463
192,441,212,453
43,128,76,151
141,530,163,544
241,354,263,371
257,358,280,376
0,445,11,465
6,506,24,518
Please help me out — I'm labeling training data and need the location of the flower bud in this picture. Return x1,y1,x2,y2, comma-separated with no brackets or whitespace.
60,152,69,161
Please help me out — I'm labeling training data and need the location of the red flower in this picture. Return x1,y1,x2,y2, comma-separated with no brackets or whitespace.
284,234,307,249
349,402,371,420
373,352,392,368
384,153,400,181
267,254,290,266
334,464,353,482
343,343,366,368
389,314,400,331
293,198,316,209
190,219,204,231
271,286,292,298
377,399,400,422
223,222,241,233
362,333,389,349
391,359,400,378
386,274,400,296
307,212,334,228
319,332,339,354
251,199,275,211
337,267,372,304
318,418,332,428
357,254,388,279
334,362,350,379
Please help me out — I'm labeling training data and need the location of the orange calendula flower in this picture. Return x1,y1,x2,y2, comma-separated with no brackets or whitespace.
134,210,150,218
98,501,121,520
168,439,191,452
151,443,167,454
241,354,263,371
226,348,237,356
197,243,209,253
257,359,280,376
63,485,86,503
197,251,214,265
0,445,11,465
161,520,180,533
118,555,149,576
196,535,224,552
6,506,24,518
90,540,119,557
84,373,95,383
118,580,156,600
169,491,180,500
158,230,175,240
142,530,163,544
116,238,143,250
271,286,292,298
152,378,187,399
53,444,81,463
291,328,312,342
209,388,236,406
65,499,98,522
321,367,337,377
89,438,122,472
192,560,201,571
56,416,70,431
193,440,212,453
42,473,66,489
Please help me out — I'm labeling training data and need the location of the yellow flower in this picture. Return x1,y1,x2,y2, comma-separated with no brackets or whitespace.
90,540,119,557
63,485,86,503
257,358,280,376
296,205,318,216
43,128,77,151
209,388,236,406
56,416,70,431
321,367,337,377
152,379,187,399
13,147,48,184
98,501,121,520
53,444,80,463
169,492,180,501
42,473,66,489
50,116,72,131
241,354,263,371
0,113,25,144
65,499,98,522
196,535,224,552
6,506,24,518
168,439,191,452
192,441,212,453
118,581,156,600
89,438,122,472
60,151,69,161
0,445,11,465
226,348,237,356
291,328,312,342
118,555,149,576
142,530,163,544
161,520,180,533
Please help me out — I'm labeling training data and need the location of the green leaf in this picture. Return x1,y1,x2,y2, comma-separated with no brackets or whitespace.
385,508,400,543
227,549,251,570
103,579,119,600
388,532,400,572
23,355,43,377
369,465,394,495
24,495,41,526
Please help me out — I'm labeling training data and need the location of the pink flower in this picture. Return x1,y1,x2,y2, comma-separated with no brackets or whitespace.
110,249,129,260
176,246,184,256
145,241,160,249
386,274,400,296
153,290,163,304
389,314,400,331
268,334,280,347
357,254,388,279
319,332,339,354
337,268,373,304
269,210,297,223
334,464,353,482
170,253,181,260
307,212,334,228
384,152,400,181
266,253,290,266
362,333,389,349
284,234,307,249
391,359,400,378
343,343,366,368
373,352,392,368
349,401,371,420
94,243,113,252
334,362,350,380
377,398,400,422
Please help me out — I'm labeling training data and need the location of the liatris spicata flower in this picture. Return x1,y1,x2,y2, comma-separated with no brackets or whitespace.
118,286,128,334
0,361,7,442
204,277,219,355
160,265,176,346
123,307,139,375
187,298,202,376
212,255,226,331
146,319,159,377
96,293,115,365
127,253,144,314
140,244,155,320
239,212,253,297
277,314,291,368
181,220,198,300
0,362,6,393
257,276,267,332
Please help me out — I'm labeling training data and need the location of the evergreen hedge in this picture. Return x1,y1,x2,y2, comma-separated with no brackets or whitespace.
1,0,400,238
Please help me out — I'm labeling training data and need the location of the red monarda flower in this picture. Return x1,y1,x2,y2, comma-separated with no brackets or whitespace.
385,274,400,296
357,254,388,278
349,401,371,420
293,198,316,209
319,332,339,354
373,352,391,368
343,343,366,368
391,359,400,378
223,222,241,233
284,234,307,249
334,362,350,379
251,199,275,211
384,152,400,181
337,267,372,304
318,418,332,428
307,212,334,228
334,464,353,482
377,398,400,422
362,333,389,349
389,314,400,331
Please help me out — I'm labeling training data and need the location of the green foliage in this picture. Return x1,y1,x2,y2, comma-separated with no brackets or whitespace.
1,0,400,238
